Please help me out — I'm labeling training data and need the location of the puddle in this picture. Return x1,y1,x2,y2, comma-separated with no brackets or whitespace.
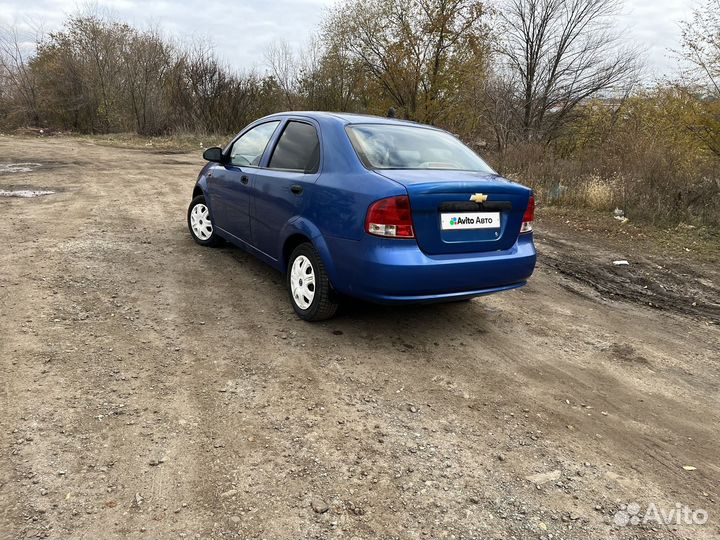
0,189,55,198
0,162,42,174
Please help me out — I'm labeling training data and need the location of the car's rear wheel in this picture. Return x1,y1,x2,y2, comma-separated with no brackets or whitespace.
188,195,221,246
287,243,338,321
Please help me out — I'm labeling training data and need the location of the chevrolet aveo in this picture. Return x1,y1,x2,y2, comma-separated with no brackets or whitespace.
188,112,536,321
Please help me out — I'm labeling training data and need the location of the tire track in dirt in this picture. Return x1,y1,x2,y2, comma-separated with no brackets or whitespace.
538,233,720,322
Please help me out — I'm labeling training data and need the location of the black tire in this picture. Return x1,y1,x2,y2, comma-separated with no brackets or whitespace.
187,195,222,247
287,243,339,321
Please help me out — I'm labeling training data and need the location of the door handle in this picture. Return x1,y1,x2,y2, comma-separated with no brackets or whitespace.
240,175,249,185
290,184,303,195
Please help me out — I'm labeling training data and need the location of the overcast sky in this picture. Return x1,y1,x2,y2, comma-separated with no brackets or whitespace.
0,0,697,79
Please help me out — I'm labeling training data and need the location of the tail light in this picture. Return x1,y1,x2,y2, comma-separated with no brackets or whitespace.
520,195,535,233
365,195,415,238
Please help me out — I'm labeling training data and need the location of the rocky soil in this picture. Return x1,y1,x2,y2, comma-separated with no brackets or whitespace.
1,136,718,539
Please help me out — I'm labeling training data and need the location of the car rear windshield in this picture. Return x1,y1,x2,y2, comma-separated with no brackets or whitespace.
346,124,495,173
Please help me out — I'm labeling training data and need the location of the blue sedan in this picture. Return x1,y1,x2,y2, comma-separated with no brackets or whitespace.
188,112,536,320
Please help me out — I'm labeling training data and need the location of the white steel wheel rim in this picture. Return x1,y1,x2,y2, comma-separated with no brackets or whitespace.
191,203,213,240
290,255,316,310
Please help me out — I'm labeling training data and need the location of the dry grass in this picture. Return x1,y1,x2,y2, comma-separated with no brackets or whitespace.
538,205,720,265
73,131,227,153
581,176,617,211
492,142,720,228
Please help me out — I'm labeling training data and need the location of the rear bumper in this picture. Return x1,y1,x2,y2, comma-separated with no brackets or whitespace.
325,233,536,304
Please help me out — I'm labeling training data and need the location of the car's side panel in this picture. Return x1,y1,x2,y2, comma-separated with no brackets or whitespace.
201,117,283,241
251,168,317,260
304,119,406,242
193,164,211,197
192,166,225,229
207,164,255,242
277,217,339,284
249,117,323,260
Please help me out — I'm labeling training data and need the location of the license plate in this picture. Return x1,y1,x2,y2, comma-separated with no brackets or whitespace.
441,212,500,230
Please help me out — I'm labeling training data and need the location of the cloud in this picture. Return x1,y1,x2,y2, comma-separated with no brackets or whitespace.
619,0,695,78
0,0,696,77
0,0,336,71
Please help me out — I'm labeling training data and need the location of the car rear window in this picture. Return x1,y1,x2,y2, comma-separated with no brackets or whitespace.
268,121,320,173
346,124,494,173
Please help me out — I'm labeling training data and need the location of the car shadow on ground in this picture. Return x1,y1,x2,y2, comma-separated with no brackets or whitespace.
337,295,472,320
214,239,487,330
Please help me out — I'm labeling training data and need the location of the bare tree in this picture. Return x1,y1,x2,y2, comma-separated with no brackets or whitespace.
265,41,299,109
122,27,174,135
0,24,41,125
167,39,263,134
497,0,639,141
479,73,518,152
680,0,720,96
679,0,720,157
297,35,368,112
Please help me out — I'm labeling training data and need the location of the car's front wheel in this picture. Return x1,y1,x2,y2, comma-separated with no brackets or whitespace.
287,243,339,321
188,195,221,246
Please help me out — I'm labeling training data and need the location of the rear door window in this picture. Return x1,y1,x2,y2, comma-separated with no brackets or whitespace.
268,121,320,173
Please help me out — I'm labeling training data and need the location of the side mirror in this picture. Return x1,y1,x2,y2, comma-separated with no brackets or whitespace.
203,146,224,163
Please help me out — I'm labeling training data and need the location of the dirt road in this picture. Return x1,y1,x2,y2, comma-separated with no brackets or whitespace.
1,136,718,539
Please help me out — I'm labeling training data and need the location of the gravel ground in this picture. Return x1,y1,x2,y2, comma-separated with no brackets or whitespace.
1,136,718,539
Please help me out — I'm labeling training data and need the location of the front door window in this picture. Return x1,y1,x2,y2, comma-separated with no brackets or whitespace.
229,121,280,167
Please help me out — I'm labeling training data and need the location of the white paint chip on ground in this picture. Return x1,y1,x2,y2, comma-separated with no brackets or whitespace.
0,190,55,198
0,162,42,174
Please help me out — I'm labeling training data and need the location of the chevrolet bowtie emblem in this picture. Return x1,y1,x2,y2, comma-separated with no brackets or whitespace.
470,193,488,203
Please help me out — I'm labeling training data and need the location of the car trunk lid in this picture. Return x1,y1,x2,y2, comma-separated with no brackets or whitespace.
375,170,532,255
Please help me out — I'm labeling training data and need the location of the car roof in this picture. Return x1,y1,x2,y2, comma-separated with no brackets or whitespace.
260,110,436,129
